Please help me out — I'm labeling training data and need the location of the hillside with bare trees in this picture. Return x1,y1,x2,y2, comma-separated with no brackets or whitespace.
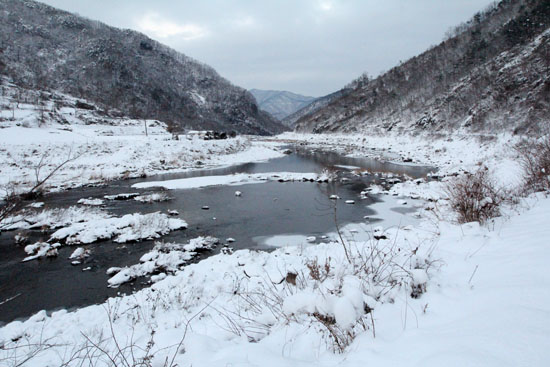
295,0,550,135
0,0,285,135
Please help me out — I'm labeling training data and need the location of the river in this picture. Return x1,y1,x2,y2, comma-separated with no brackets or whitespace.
0,147,434,324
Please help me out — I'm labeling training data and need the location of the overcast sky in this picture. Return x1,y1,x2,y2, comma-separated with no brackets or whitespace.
40,0,495,97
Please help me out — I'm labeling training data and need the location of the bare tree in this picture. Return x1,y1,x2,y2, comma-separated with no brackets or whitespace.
0,186,23,231
28,147,85,198
0,148,86,231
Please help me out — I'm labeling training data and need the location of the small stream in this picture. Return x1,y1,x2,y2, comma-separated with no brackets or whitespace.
0,148,434,324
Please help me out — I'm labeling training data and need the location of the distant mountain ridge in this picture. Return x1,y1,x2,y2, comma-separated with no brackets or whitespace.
295,0,550,135
0,0,286,135
249,89,316,122
281,88,351,128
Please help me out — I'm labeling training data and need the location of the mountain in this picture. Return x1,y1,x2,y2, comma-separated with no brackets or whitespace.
295,0,550,135
249,89,316,122
0,0,286,135
281,88,351,128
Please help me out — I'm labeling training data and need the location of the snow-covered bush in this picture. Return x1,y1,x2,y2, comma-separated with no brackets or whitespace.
445,167,502,224
218,228,434,353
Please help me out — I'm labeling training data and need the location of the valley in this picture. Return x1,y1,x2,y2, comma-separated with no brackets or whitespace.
1,0,549,366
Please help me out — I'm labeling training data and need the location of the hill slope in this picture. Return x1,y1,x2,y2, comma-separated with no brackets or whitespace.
281,88,351,128
295,0,550,135
249,89,316,121
0,0,285,135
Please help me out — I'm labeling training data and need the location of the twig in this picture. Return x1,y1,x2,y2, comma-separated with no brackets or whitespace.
468,265,479,285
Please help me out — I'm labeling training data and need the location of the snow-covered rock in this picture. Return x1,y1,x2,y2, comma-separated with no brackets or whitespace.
51,212,187,245
23,242,61,262
134,192,171,203
107,237,219,287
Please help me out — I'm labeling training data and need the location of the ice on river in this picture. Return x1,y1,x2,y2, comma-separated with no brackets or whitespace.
132,171,332,190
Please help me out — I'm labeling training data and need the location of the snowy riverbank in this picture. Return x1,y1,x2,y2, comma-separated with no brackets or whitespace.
0,102,284,198
271,132,524,188
1,192,549,366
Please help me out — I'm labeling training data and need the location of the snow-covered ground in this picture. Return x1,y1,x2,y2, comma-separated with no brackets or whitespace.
1,90,549,367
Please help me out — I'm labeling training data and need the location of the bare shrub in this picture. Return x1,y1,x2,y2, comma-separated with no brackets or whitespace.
0,186,24,231
0,327,64,367
515,137,550,194
445,167,502,224
217,224,435,353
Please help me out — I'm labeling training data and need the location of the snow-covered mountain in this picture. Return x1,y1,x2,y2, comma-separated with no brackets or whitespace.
0,0,286,135
295,0,550,135
281,88,350,128
249,89,316,122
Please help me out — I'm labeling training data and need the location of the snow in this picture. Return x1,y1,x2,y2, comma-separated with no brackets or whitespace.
107,237,219,287
22,242,61,262
132,172,331,190
133,192,171,203
77,198,105,206
1,206,110,231
2,205,186,246
8,208,187,263
69,247,90,260
0,91,284,199
51,212,187,245
189,91,207,105
334,164,361,170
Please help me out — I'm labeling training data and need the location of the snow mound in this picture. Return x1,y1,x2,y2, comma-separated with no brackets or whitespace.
1,206,109,231
134,192,171,203
51,212,187,245
107,236,219,287
23,242,61,262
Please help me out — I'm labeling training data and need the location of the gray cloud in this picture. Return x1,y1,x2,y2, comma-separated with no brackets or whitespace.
39,0,495,96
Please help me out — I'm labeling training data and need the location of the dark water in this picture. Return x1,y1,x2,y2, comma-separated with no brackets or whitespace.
0,149,434,324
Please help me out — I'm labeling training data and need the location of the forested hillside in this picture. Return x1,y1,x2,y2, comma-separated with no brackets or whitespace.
295,0,550,135
0,0,285,134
